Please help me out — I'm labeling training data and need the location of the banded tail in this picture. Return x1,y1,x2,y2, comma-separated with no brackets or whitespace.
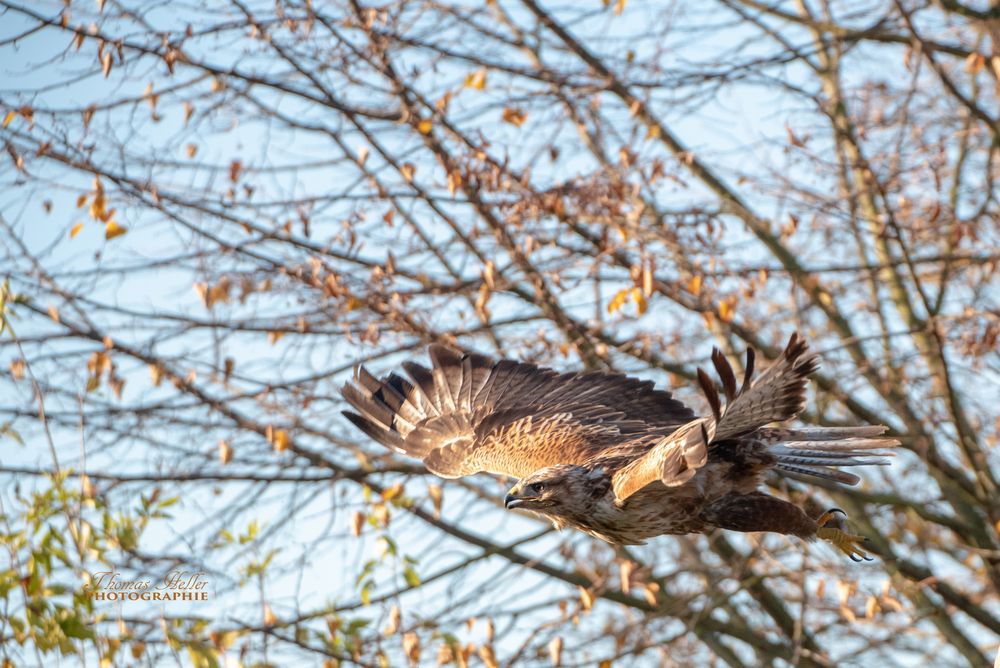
762,426,896,485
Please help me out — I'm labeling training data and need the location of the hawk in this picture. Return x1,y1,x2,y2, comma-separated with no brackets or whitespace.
341,334,897,560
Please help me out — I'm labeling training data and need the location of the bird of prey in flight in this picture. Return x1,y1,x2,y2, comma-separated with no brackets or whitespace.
341,334,896,560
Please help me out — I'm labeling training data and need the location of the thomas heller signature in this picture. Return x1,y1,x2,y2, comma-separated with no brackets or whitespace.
88,570,211,601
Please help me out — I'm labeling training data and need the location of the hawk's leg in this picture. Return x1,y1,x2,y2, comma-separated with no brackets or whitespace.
815,509,872,562
701,493,872,561
700,492,818,538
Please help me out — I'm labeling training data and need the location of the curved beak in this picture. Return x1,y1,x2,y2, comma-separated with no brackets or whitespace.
504,485,525,509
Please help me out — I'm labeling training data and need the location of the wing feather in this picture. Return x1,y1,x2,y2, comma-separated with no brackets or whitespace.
428,344,463,412
712,348,737,403
401,361,438,414
610,419,713,500
343,411,405,452
712,333,818,440
341,344,695,479
610,334,821,501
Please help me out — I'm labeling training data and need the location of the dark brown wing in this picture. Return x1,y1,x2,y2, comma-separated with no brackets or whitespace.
341,344,695,479
709,332,818,440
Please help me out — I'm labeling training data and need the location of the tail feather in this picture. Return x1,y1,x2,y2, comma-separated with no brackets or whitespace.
764,425,890,441
776,439,895,452
772,452,891,467
765,426,898,486
771,444,893,456
776,463,862,485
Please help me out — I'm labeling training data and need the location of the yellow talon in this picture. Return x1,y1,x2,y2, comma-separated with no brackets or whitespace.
816,508,872,562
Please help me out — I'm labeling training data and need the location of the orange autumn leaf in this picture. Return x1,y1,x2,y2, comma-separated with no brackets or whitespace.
866,595,879,618
548,637,563,667
372,503,390,528
447,169,462,195
70,222,84,239
642,582,660,605
607,288,630,314
464,69,487,90
384,604,401,636
964,51,986,74
272,429,291,452
631,287,648,315
428,484,443,518
105,221,128,240
218,439,233,465
482,260,496,289
502,108,527,127
149,362,164,386
478,645,498,668
89,179,107,220
579,586,594,611
718,296,738,322
382,482,404,502
350,511,365,537
619,560,635,594
402,632,421,666
417,119,433,135
262,603,278,627
80,474,95,499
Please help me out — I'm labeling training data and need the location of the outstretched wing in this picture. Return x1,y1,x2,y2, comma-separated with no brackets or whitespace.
611,334,819,500
341,344,695,479
706,332,818,441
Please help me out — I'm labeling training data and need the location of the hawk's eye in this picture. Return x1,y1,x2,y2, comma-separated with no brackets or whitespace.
528,482,546,494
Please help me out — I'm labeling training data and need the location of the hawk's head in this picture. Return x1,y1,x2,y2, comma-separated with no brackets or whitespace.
503,465,608,517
